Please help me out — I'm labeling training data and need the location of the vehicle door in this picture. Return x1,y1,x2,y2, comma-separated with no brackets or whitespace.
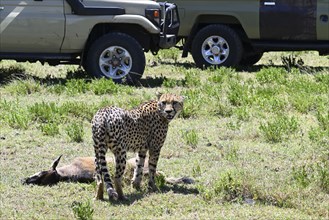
317,0,329,40
259,0,317,40
0,0,65,53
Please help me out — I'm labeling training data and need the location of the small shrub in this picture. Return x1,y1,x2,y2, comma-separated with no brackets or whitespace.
184,69,201,87
292,165,312,188
4,109,30,129
316,110,329,131
234,106,250,121
259,115,299,143
162,78,184,88
289,93,317,114
155,48,180,63
224,145,239,162
66,121,84,142
225,121,241,131
48,84,66,95
71,200,94,220
214,102,233,118
227,82,252,107
40,122,60,136
308,127,329,146
6,79,41,95
181,89,203,118
89,78,119,95
29,101,62,123
256,67,287,84
314,72,329,85
192,163,202,177
213,171,245,202
256,96,287,114
66,79,89,95
181,129,199,147
197,184,213,201
215,172,243,201
316,159,329,193
208,67,236,84
61,102,95,121
286,77,327,95
292,159,329,192
127,97,143,109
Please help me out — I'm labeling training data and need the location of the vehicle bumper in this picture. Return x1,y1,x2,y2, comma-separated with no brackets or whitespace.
159,2,180,49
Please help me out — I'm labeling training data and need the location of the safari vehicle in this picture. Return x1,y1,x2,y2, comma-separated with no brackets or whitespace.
170,0,329,68
0,0,179,83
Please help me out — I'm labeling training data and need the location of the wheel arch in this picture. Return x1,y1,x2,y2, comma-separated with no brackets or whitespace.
182,15,251,56
82,23,156,64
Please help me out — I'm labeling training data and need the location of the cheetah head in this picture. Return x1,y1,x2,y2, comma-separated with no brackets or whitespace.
157,93,184,121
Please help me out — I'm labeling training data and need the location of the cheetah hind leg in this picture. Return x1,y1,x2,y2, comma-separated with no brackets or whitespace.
94,157,118,200
114,152,128,200
99,154,119,200
94,154,104,200
132,151,146,190
95,173,104,200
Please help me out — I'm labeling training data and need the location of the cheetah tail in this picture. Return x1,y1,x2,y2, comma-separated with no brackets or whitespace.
165,177,195,185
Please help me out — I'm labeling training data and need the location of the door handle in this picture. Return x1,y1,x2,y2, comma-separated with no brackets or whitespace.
0,7,4,10
264,2,276,6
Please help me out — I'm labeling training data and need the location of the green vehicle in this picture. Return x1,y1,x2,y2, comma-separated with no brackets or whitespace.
171,0,329,68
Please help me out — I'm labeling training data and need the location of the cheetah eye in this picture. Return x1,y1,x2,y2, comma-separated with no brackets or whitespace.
173,101,178,105
161,101,166,105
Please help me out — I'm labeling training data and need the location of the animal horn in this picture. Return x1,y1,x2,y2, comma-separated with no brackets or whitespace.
51,155,62,170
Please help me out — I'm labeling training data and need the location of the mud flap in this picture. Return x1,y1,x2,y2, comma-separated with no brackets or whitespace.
260,0,317,40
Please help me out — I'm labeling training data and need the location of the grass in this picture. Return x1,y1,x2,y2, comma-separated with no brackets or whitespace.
0,51,329,219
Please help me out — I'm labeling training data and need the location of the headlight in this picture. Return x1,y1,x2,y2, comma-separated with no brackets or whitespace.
145,8,161,26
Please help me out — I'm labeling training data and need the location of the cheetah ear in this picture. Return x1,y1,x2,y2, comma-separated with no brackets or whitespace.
51,155,62,171
156,92,163,100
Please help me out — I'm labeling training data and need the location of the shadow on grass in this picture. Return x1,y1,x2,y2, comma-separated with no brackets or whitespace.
236,64,329,74
108,184,199,206
154,61,196,69
1,63,328,88
0,66,26,85
0,66,92,86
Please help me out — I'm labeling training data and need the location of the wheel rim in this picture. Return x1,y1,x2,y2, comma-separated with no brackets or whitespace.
99,46,132,79
201,36,229,65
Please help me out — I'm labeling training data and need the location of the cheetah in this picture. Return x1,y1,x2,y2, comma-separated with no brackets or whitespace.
92,93,184,200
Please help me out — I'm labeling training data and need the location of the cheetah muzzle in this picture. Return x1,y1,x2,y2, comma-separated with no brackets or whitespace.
92,93,184,201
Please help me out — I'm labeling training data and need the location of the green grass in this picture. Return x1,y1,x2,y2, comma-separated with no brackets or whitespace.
0,51,329,219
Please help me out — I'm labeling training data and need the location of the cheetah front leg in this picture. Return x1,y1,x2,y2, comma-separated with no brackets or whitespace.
148,149,161,191
132,151,147,190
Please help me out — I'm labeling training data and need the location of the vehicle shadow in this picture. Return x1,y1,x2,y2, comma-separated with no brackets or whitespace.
236,64,329,73
1,63,328,88
0,66,91,86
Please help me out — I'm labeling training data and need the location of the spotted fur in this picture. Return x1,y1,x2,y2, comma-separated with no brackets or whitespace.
92,93,184,200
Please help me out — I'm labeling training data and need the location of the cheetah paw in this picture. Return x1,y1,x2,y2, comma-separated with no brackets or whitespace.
148,184,159,192
107,188,118,201
132,181,141,190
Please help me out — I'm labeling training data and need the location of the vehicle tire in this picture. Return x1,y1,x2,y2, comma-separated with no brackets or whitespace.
191,24,243,69
85,32,145,84
239,52,263,66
